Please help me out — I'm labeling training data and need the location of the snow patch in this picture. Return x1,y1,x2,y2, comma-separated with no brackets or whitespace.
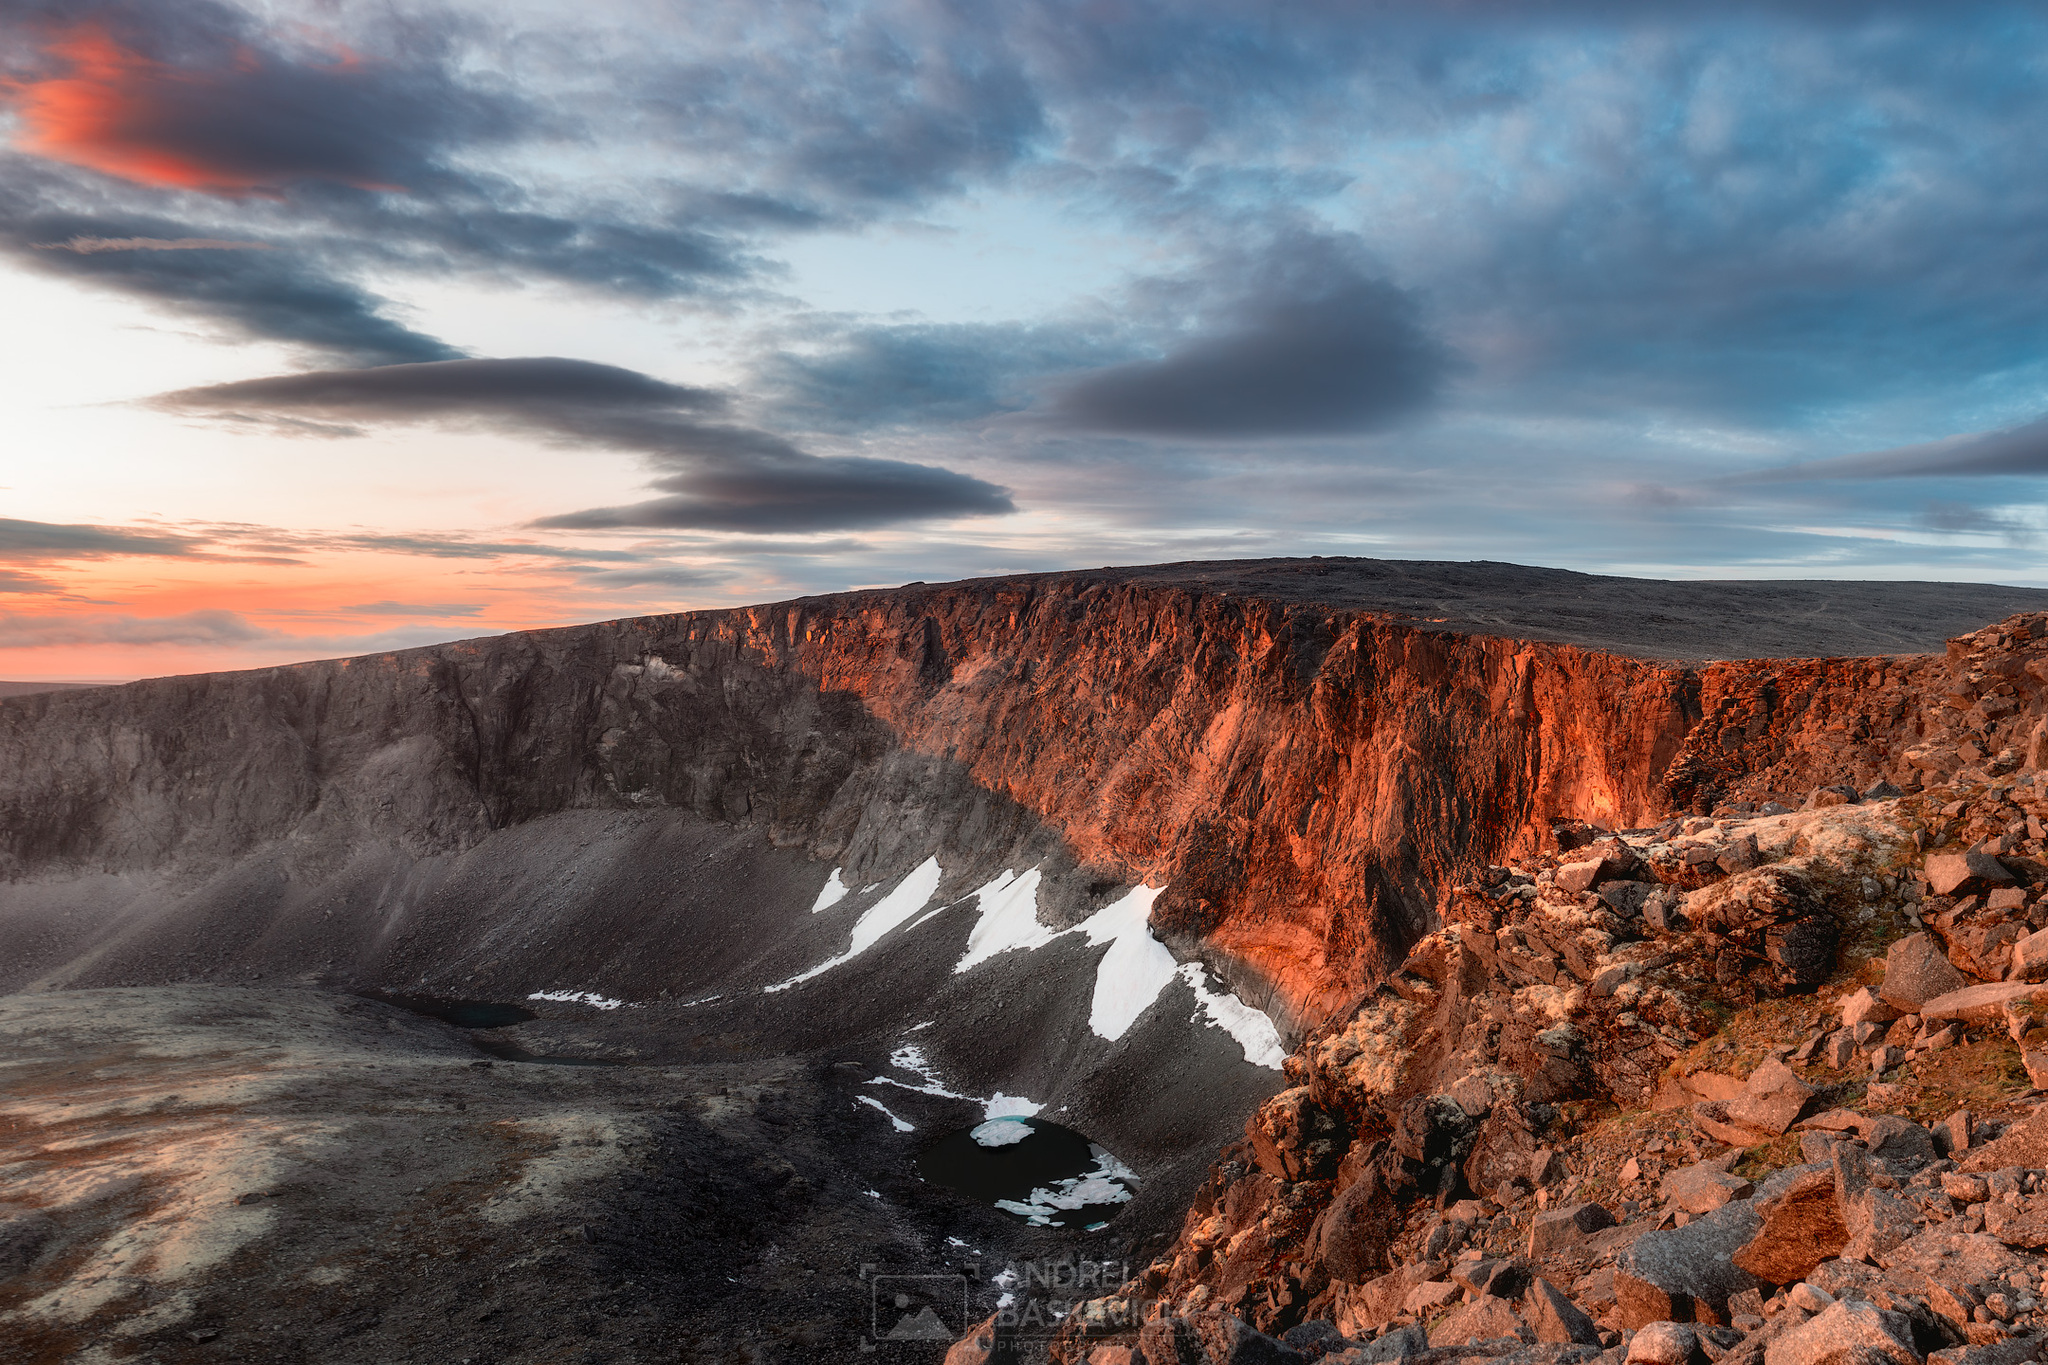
952,877,1177,1043
767,858,945,992
810,869,849,914
952,869,1055,972
983,1093,1042,1120
1078,887,1176,1041
855,1096,915,1132
1178,964,1287,1070
971,1118,1033,1147
526,990,625,1010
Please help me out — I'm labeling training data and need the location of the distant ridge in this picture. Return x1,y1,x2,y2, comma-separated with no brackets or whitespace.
0,680,103,698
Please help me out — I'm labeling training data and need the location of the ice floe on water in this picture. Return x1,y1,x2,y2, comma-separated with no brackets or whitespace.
971,1117,1033,1147
1179,963,1287,1070
809,869,849,914
526,990,625,1010
767,858,944,992
855,1095,915,1132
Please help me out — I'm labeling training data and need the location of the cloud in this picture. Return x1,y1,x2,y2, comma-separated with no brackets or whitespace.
7,19,516,195
1741,415,2048,483
158,357,1016,533
337,601,483,617
0,569,60,593
1053,269,1453,437
0,607,270,648
34,235,271,252
3,185,464,364
0,516,200,561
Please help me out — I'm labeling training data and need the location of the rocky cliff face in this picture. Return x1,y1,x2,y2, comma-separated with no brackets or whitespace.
2,564,2044,1029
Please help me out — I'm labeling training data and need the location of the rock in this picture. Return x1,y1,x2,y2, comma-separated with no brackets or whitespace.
1663,1162,1755,1215
1281,1322,1353,1357
1692,1101,1777,1148
1404,1281,1462,1314
1925,851,2017,898
1320,1170,1402,1284
2024,1050,2048,1090
1601,881,1655,917
1762,1298,1919,1365
1529,1202,1617,1257
1810,785,1860,808
1628,1322,1701,1365
1531,1148,1567,1186
1556,859,1610,894
1644,889,1689,932
1880,933,1971,1012
1787,1284,1835,1313
1869,1045,1905,1076
1839,1184,1918,1264
1863,782,1904,800
1941,1172,1990,1204
1357,1324,1428,1362
1730,1170,1848,1283
1524,1277,1602,1346
1922,981,2048,1024
1728,1058,1817,1136
1190,1311,1309,1365
1428,1296,1527,1347
1616,1200,1768,1327
1840,988,1901,1029
1684,1073,1747,1105
1823,1031,1858,1069
1454,1258,1534,1300
1090,1347,1137,1365
1987,886,2029,912
1984,1203,2048,1249
1861,1115,1937,1164
1249,1087,1344,1181
948,1313,1007,1365
1963,1107,2048,1171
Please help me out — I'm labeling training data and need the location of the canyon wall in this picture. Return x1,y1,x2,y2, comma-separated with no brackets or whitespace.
0,563,2033,1028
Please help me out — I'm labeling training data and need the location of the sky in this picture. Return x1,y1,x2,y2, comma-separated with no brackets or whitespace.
5,1,2048,679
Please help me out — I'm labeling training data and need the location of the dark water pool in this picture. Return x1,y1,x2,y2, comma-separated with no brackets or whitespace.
359,991,628,1066
357,991,535,1029
915,1117,1137,1229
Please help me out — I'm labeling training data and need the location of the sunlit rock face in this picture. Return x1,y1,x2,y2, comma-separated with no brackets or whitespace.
0,558,2041,1027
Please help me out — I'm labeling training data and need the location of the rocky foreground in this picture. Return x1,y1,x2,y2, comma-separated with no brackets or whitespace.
971,615,2048,1365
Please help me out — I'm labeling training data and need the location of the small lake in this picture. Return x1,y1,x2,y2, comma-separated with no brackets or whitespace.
915,1117,1137,1229
359,991,627,1066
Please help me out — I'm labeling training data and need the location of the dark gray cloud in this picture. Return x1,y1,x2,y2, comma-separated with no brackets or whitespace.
758,322,1112,432
0,516,199,561
1742,415,2048,483
158,357,1016,533
1053,269,1452,437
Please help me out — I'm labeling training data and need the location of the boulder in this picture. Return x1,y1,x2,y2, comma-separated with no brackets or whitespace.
1628,1322,1701,1365
1762,1298,1919,1365
1838,988,1900,1028
1528,1202,1616,1257
1663,1162,1754,1215
2009,927,2048,983
1615,1199,1768,1327
1683,867,1816,933
1730,1170,1848,1283
1556,859,1610,894
1453,1257,1533,1300
1427,1295,1527,1348
1839,1185,1918,1263
948,1314,1011,1365
1402,1281,1461,1315
1318,1169,1401,1284
1922,981,2048,1024
1925,851,2017,898
1728,1058,1817,1136
1523,1277,1602,1346
1880,933,1971,1012
1190,1311,1309,1365
1692,1100,1777,1148
1356,1324,1427,1362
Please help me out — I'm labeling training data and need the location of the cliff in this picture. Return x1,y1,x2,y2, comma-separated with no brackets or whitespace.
4,558,2045,1031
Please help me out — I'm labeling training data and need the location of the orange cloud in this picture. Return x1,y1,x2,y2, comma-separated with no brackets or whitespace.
9,25,399,194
